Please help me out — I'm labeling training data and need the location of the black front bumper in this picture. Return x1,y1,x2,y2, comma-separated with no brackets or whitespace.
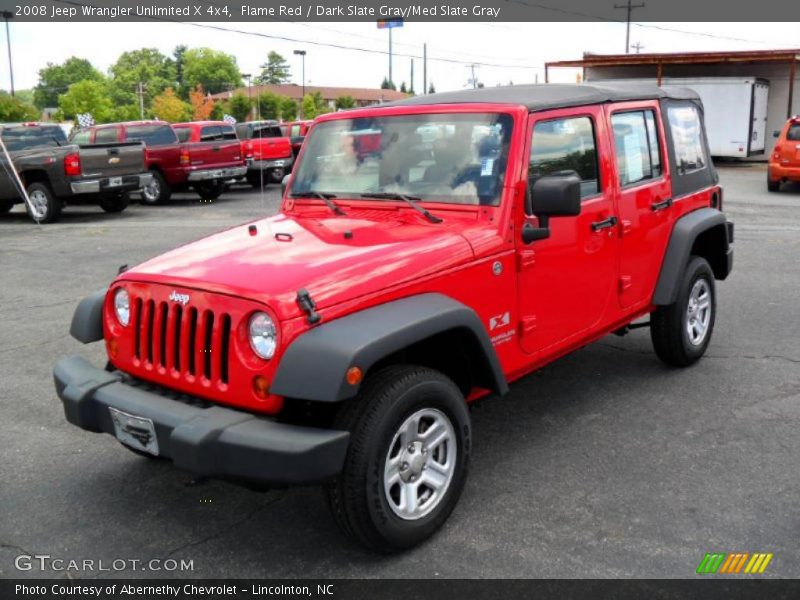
54,356,349,486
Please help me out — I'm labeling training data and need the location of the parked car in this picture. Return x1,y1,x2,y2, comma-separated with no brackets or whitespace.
234,120,293,187
279,119,313,158
0,122,151,223
85,121,246,204
767,115,800,191
55,84,733,552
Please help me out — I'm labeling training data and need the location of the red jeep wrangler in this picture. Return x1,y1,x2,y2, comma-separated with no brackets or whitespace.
55,84,733,553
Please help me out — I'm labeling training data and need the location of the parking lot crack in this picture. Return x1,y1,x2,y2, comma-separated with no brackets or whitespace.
0,541,34,556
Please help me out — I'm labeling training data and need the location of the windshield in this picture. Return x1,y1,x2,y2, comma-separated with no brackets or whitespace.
2,126,68,151
290,112,513,206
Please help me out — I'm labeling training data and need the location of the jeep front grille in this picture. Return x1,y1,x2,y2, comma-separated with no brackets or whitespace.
132,297,232,385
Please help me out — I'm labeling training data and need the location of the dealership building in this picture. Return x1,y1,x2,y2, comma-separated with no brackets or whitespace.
546,49,800,158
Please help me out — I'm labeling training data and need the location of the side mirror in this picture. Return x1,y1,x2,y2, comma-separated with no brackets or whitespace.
522,174,582,244
773,130,781,138
281,174,292,197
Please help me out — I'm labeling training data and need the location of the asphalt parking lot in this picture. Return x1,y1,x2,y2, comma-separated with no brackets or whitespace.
1,166,799,579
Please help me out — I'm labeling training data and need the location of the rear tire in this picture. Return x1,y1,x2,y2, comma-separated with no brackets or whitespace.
324,365,471,553
26,181,62,223
651,256,716,367
99,193,129,213
141,170,171,205
246,172,264,188
0,200,13,214
767,172,780,192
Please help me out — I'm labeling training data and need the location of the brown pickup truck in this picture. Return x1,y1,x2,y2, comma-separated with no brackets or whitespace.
0,123,151,223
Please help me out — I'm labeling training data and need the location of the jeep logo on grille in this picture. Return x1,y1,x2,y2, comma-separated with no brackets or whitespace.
169,290,190,306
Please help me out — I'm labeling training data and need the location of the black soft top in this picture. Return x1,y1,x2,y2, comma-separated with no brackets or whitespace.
387,83,700,112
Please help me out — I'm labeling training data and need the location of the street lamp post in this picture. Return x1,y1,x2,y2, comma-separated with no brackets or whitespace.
242,73,252,120
1,11,14,96
294,49,306,119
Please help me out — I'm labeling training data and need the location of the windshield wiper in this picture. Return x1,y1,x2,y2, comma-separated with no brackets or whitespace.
290,191,346,215
359,192,443,224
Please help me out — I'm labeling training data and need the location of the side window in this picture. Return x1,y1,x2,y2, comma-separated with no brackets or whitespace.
786,123,800,141
70,130,90,144
94,128,118,143
290,125,301,137
667,105,706,174
529,116,600,201
220,125,237,140
200,126,221,141
610,110,663,187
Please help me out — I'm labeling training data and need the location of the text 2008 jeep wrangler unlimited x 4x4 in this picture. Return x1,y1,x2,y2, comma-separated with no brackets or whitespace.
55,84,733,552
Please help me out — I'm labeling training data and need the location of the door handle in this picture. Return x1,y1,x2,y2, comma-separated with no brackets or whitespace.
591,216,618,232
650,198,672,212
212,146,220,152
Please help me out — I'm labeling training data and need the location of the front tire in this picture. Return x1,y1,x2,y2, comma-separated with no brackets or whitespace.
141,170,171,205
26,181,62,223
246,172,264,188
325,365,471,553
651,256,716,367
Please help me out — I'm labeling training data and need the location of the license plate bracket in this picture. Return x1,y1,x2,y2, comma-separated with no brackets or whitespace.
109,407,159,456
108,176,123,187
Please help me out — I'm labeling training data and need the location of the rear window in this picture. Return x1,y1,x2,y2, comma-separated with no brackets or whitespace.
174,127,191,143
667,105,706,175
94,127,119,143
70,130,90,145
125,124,177,146
787,124,800,141
1,126,68,151
220,125,237,140
252,126,283,139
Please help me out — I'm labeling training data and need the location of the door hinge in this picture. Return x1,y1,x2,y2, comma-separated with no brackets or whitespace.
521,316,537,335
517,250,536,271
619,275,633,292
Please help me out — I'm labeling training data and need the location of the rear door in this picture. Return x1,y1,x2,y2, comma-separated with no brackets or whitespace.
517,106,618,355
608,102,673,309
750,81,769,154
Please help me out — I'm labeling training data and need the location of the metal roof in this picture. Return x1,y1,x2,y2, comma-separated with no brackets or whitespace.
547,49,800,69
387,83,699,112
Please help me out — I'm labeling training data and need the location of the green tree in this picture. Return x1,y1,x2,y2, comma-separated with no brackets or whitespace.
183,48,240,95
108,48,176,114
0,91,39,121
210,101,224,121
151,87,189,122
257,51,291,85
33,57,103,109
228,93,252,122
399,82,407,93
301,92,329,119
428,82,436,94
258,91,282,120
279,97,298,121
334,95,356,110
380,77,396,91
58,80,113,122
173,44,189,98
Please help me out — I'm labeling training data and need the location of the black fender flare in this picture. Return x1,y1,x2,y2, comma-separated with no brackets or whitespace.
653,207,733,306
69,290,106,343
270,293,509,402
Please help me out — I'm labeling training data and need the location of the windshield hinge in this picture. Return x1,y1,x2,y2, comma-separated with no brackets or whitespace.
296,288,321,325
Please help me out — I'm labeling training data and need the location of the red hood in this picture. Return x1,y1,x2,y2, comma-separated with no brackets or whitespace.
120,208,476,321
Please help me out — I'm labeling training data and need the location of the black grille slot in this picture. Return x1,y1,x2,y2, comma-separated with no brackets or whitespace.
158,302,168,368
173,305,182,371
146,300,155,364
133,298,143,359
220,314,231,384
187,307,198,376
203,311,214,380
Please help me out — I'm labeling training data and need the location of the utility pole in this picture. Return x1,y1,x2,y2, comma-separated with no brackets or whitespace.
137,82,146,119
423,43,427,95
389,27,393,86
242,73,252,120
410,59,414,94
468,64,478,89
2,11,14,96
293,49,306,118
614,0,645,54
632,42,644,54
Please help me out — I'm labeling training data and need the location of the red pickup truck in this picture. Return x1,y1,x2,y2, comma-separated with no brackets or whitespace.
280,119,313,158
86,121,246,203
235,120,294,187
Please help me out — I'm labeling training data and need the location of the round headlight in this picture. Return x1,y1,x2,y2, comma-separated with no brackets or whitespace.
114,288,130,326
248,312,277,359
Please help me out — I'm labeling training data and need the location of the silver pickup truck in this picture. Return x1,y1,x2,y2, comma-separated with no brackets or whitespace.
0,123,152,223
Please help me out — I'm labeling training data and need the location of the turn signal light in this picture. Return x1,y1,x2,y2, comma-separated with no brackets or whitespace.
63,152,82,176
107,338,119,358
252,375,270,399
346,366,363,386
179,148,191,166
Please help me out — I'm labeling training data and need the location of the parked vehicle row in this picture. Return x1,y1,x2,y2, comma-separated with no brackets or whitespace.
0,122,151,223
1,118,309,222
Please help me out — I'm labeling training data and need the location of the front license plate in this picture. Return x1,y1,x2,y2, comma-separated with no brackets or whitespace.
108,177,123,187
109,407,159,456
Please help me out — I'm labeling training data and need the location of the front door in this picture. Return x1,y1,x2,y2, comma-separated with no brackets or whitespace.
517,106,618,355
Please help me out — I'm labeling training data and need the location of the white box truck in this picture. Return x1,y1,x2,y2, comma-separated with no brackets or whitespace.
588,76,770,158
